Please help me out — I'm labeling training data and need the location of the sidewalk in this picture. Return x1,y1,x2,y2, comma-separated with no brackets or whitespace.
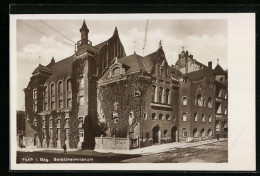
17,146,78,152
95,138,227,155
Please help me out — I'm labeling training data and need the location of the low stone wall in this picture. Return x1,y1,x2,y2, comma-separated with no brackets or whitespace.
95,135,130,150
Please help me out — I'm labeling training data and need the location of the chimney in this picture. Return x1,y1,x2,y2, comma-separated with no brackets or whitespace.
208,61,212,69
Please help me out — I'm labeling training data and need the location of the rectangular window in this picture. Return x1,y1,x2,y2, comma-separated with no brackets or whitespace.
79,117,84,124
79,128,84,142
51,101,55,110
67,98,72,107
58,100,63,108
183,113,187,121
33,89,37,99
79,96,84,105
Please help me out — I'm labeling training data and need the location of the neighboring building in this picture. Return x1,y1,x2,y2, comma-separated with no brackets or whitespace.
97,46,179,149
22,20,228,150
214,62,228,138
174,51,215,142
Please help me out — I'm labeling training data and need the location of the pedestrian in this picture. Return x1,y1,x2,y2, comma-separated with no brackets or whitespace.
63,143,67,153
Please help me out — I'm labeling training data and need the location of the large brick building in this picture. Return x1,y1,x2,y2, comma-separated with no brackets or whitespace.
22,20,228,150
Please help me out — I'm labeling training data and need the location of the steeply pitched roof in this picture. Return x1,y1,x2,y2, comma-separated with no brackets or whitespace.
94,27,120,51
32,64,53,75
94,41,107,50
214,64,226,75
184,69,206,81
142,48,163,73
45,55,75,83
118,53,147,73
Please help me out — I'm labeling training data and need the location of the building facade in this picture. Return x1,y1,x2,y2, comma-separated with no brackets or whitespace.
22,21,228,150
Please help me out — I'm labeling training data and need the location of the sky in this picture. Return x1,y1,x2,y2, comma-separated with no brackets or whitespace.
16,19,228,110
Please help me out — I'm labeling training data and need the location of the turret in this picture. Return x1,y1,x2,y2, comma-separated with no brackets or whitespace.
80,20,89,45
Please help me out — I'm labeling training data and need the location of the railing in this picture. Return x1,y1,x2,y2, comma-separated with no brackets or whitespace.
95,135,130,150
77,40,92,47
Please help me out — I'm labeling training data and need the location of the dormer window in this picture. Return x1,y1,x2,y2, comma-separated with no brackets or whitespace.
113,67,120,76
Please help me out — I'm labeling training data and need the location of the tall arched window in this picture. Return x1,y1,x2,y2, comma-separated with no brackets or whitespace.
159,87,163,103
197,94,202,106
67,79,72,107
183,113,187,121
182,96,187,105
166,88,170,104
203,97,206,107
208,97,213,108
182,128,187,137
50,83,55,109
78,76,84,105
43,86,48,110
58,81,63,108
152,85,156,102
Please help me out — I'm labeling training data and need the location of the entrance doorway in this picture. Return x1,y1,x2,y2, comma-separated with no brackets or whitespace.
152,126,160,144
171,126,177,142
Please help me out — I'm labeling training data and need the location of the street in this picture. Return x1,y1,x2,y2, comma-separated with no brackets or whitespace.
17,140,227,163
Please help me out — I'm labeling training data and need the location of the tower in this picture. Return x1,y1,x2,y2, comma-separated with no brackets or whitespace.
80,20,89,45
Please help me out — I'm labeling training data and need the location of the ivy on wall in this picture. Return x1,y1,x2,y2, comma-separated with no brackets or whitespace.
45,114,50,147
98,73,151,138
68,57,86,148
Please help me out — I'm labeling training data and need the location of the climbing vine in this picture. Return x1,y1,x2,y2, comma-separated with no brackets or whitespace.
45,114,50,147
98,73,151,138
68,57,86,148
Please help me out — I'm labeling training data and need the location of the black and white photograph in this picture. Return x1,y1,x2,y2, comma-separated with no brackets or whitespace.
10,13,255,171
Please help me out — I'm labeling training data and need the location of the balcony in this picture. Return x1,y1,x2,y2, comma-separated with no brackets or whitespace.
151,102,172,110
77,40,92,47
